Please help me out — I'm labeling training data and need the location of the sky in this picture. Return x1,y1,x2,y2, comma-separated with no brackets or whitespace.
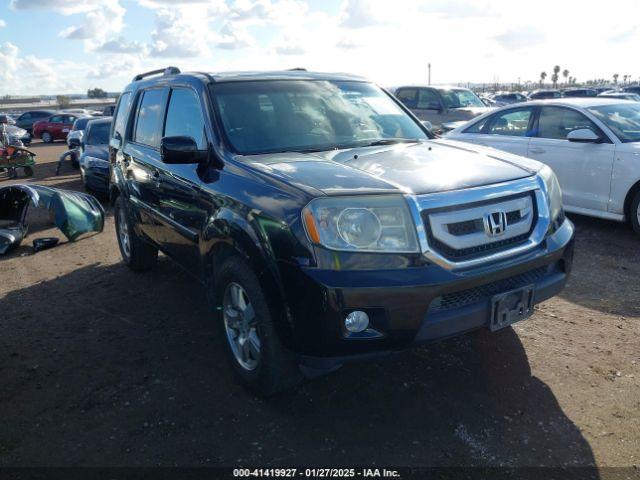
0,0,639,95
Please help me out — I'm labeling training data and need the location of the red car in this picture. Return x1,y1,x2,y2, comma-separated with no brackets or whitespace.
32,113,78,143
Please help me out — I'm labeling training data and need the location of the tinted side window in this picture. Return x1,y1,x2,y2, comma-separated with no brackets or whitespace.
164,88,206,149
49,115,63,123
113,92,132,140
487,108,533,137
134,89,165,147
64,115,76,124
20,113,31,120
417,89,440,109
537,107,599,140
396,88,417,108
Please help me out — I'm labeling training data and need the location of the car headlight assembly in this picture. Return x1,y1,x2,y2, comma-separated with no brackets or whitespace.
538,165,564,230
302,195,419,253
84,156,108,169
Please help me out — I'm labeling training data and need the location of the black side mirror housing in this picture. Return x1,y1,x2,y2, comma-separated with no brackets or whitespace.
161,136,205,164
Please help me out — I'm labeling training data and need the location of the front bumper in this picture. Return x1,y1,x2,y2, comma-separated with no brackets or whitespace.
286,219,574,365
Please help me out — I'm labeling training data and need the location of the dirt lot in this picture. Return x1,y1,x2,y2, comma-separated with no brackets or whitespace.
0,142,638,473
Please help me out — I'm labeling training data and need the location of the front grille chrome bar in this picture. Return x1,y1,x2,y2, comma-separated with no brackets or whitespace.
405,175,550,270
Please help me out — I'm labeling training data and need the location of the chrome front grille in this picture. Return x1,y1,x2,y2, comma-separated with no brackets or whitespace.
406,176,551,270
423,192,536,261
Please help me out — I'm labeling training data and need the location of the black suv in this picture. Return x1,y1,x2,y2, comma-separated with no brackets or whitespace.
110,67,575,395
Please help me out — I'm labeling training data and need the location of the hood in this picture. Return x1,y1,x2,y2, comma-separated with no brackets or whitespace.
243,140,536,196
83,144,109,160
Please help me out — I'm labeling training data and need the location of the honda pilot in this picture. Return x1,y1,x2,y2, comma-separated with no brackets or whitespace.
109,68,575,395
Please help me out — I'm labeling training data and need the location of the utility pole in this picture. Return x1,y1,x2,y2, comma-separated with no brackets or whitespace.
428,63,431,85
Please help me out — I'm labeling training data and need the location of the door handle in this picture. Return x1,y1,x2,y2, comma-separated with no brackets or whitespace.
529,147,545,154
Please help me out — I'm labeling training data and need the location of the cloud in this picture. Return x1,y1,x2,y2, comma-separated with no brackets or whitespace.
86,59,135,79
0,19,5,28
339,0,386,28
149,8,209,57
10,0,116,15
493,26,544,50
58,2,125,43
420,0,496,18
215,21,254,50
336,37,362,50
274,37,306,55
609,26,639,43
95,37,145,54
0,41,85,94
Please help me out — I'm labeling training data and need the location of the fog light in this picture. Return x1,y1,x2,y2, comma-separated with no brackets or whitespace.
344,310,369,333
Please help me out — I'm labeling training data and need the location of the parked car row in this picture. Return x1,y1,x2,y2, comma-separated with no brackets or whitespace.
0,104,116,143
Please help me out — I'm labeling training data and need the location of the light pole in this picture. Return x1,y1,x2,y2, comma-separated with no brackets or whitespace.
428,63,431,85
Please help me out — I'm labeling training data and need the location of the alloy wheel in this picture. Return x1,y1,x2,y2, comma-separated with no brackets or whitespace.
223,282,261,371
117,206,131,260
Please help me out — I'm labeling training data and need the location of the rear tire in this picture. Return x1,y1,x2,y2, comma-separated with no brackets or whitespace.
41,131,53,143
213,256,302,396
23,166,34,177
630,190,640,236
114,195,158,272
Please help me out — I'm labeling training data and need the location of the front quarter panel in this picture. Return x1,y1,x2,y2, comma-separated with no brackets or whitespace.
610,143,640,215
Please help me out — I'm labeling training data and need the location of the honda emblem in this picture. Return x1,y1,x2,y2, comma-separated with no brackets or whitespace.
485,211,507,237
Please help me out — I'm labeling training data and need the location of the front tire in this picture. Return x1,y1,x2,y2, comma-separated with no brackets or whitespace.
214,257,302,396
114,195,158,271
41,131,53,143
630,190,640,236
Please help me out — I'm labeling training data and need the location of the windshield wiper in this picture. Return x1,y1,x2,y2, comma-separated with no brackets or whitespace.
356,138,422,148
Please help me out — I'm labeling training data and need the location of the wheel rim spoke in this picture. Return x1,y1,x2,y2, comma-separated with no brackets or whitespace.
222,282,261,371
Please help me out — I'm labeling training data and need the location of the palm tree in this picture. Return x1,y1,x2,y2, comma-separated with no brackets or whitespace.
562,69,569,85
540,71,547,87
613,73,619,84
552,65,560,88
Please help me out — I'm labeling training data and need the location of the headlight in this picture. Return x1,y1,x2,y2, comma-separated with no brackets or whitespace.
538,165,563,224
302,195,419,252
84,156,108,169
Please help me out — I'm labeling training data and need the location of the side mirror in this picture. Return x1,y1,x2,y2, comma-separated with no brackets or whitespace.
567,128,601,143
160,136,204,164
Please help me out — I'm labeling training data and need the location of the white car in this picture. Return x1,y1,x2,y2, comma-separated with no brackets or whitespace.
445,98,640,234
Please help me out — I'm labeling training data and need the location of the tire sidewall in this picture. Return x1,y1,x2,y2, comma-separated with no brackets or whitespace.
631,192,640,234
41,132,52,143
114,196,132,265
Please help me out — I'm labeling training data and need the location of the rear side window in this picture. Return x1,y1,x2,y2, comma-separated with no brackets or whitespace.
113,92,132,140
164,88,207,149
537,107,599,140
134,89,165,147
395,88,417,108
49,115,63,123
417,89,440,109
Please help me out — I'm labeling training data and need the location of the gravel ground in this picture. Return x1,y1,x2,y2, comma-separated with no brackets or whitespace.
0,142,638,474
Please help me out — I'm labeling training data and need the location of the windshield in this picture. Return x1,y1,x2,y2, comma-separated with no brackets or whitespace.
210,80,428,155
85,122,111,145
588,103,640,143
438,89,485,109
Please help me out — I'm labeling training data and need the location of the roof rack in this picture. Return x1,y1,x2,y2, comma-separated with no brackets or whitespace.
132,66,181,82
